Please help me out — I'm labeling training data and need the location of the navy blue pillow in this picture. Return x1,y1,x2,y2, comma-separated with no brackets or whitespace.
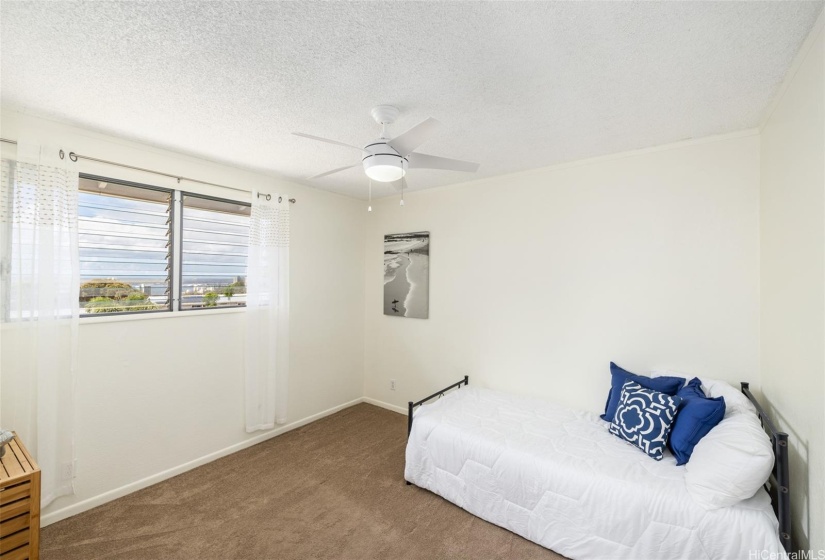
676,377,706,400
668,377,726,465
601,362,685,422
609,381,682,460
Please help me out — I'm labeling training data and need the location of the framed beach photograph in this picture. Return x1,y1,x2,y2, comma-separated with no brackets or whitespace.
384,231,429,319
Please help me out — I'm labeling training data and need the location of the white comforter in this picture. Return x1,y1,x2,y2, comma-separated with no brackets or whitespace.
404,387,783,560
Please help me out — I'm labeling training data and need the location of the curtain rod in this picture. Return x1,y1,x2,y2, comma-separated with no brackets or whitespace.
0,137,295,204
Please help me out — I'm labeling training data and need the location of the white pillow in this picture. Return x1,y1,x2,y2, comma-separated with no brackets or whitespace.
684,383,774,510
651,372,758,417
700,377,757,417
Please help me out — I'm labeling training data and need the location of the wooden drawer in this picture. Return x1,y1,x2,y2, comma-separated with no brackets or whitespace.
0,527,29,554
0,499,29,524
1,545,30,560
0,514,29,539
0,434,40,560
0,483,31,506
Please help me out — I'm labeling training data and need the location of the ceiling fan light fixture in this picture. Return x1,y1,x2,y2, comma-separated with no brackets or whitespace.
365,165,405,182
294,105,479,189
363,153,407,182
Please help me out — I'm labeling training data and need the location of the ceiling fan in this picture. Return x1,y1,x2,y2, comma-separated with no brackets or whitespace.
292,105,480,186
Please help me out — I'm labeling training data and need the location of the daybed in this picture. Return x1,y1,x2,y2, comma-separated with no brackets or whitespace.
404,376,789,560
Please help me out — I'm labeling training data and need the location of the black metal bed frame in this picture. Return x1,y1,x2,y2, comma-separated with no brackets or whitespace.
741,382,792,553
407,375,469,437
404,376,792,553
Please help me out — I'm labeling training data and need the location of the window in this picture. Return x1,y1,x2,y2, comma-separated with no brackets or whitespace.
180,194,250,310
78,174,250,316
79,177,172,315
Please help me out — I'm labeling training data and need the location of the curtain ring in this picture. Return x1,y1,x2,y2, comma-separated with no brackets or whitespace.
278,196,282,203
59,149,65,160
69,152,78,162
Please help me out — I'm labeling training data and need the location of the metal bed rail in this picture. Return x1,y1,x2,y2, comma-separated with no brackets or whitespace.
741,382,792,553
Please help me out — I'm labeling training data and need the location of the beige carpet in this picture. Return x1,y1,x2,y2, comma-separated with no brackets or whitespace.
42,404,565,560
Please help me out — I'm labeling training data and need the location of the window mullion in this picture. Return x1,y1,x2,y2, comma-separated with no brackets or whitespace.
172,190,183,311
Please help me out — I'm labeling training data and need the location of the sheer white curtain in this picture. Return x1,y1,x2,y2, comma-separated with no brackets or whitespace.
245,192,289,432
0,140,79,506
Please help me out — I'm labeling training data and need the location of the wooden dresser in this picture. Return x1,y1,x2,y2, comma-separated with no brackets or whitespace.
0,434,40,560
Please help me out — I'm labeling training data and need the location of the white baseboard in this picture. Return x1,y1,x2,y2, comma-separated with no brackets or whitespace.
41,397,364,527
362,396,407,415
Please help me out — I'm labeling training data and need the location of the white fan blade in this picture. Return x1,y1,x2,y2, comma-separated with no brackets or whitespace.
306,163,360,180
387,117,442,156
407,152,480,173
293,132,365,153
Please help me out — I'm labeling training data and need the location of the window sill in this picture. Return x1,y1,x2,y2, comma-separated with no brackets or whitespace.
80,307,245,324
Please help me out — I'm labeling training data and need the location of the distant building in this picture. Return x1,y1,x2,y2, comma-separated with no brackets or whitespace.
137,284,168,296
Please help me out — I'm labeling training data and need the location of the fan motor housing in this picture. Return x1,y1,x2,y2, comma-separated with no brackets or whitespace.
362,140,408,182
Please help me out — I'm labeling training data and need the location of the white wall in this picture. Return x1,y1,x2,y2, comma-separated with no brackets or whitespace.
0,110,366,524
760,14,825,552
364,133,761,416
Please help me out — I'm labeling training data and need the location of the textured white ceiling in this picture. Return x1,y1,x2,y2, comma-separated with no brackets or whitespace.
2,1,823,199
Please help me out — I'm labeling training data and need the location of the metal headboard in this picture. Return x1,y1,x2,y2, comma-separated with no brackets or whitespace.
407,376,469,437
741,382,792,553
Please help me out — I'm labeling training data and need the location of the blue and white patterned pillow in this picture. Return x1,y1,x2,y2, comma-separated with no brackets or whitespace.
609,380,683,460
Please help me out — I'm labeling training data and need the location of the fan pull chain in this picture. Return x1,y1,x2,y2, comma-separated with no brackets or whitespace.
400,175,405,207
368,178,373,212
